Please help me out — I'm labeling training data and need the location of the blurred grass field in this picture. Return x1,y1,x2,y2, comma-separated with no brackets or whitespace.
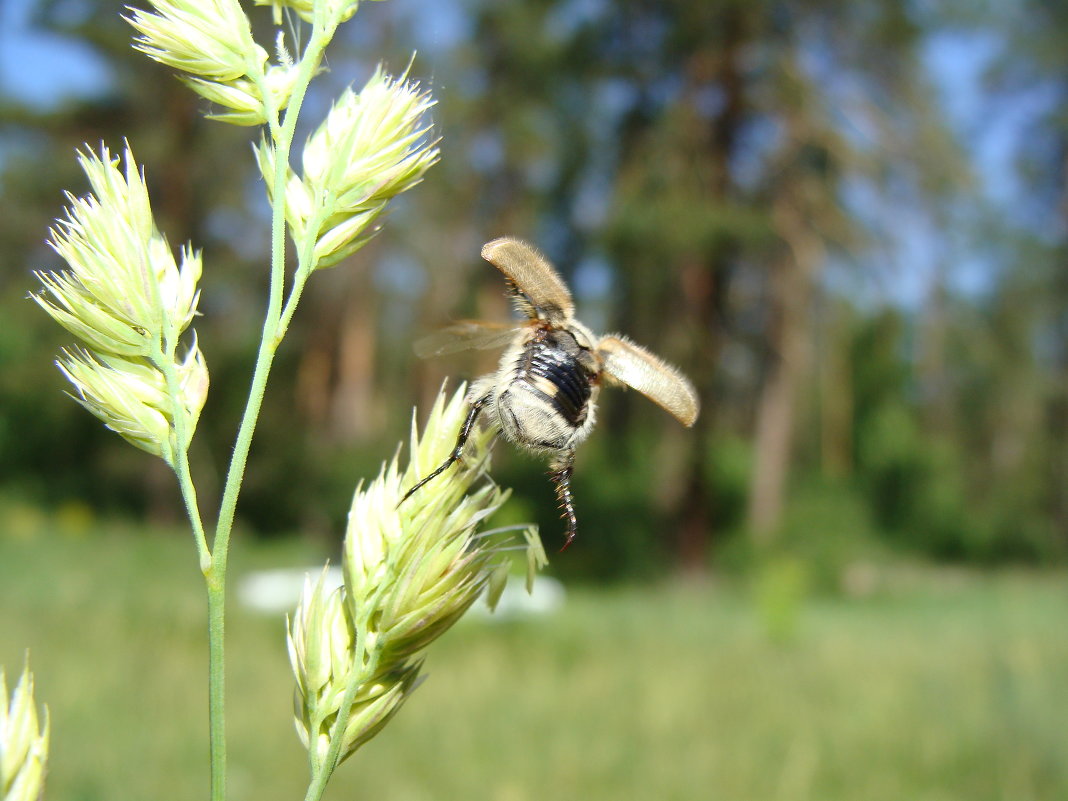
1,525,1066,801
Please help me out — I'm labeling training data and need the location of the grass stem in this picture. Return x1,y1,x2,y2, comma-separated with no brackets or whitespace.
203,18,339,801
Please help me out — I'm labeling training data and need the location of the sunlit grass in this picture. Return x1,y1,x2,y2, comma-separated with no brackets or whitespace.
1,525,1066,801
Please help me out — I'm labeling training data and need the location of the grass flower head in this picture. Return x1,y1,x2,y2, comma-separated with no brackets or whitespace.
256,65,440,268
34,143,208,466
36,145,201,355
127,0,266,82
0,664,49,801
254,0,381,25
288,385,544,770
127,0,300,126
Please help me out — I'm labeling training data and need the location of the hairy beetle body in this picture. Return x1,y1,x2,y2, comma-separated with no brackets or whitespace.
403,238,699,548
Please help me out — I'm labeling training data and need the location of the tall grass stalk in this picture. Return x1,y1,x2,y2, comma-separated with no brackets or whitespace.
27,2,538,799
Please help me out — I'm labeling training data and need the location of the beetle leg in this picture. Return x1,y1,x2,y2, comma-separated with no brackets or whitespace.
549,449,578,550
400,394,490,505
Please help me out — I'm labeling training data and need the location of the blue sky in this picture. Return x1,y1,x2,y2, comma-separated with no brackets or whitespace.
0,0,113,109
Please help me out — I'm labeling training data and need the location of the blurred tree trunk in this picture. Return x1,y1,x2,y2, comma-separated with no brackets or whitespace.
673,254,726,571
747,192,822,540
1050,218,1068,543
329,285,378,440
819,297,853,480
1053,152,1068,543
983,0,1068,549
670,8,750,572
919,276,954,437
294,272,381,442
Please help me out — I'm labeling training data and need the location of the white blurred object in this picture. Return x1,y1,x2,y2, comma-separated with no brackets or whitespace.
237,566,564,619
237,566,344,614
468,575,565,621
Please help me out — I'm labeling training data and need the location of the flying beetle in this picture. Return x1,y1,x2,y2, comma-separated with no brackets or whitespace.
402,237,699,548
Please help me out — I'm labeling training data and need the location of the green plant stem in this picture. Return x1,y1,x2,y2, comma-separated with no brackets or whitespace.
153,330,210,570
203,18,339,801
204,571,226,801
174,453,210,567
212,18,338,568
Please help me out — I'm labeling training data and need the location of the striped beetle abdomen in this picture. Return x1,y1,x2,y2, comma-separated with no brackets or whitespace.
496,328,597,450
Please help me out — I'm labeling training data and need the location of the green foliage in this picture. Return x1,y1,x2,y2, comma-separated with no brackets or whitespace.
856,395,1062,565
706,434,754,533
721,480,883,597
779,482,883,591
3,531,1068,800
752,554,810,643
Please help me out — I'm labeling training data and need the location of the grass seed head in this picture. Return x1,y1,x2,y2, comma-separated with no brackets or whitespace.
297,66,440,267
126,0,298,125
253,0,382,25
34,144,208,466
36,145,201,354
0,663,49,801
127,0,266,83
289,385,542,765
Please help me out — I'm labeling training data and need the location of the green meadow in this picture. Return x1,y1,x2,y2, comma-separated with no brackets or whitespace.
1,528,1066,801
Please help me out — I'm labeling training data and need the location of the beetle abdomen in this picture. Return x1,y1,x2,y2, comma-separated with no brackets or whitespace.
525,346,591,425
495,332,596,451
